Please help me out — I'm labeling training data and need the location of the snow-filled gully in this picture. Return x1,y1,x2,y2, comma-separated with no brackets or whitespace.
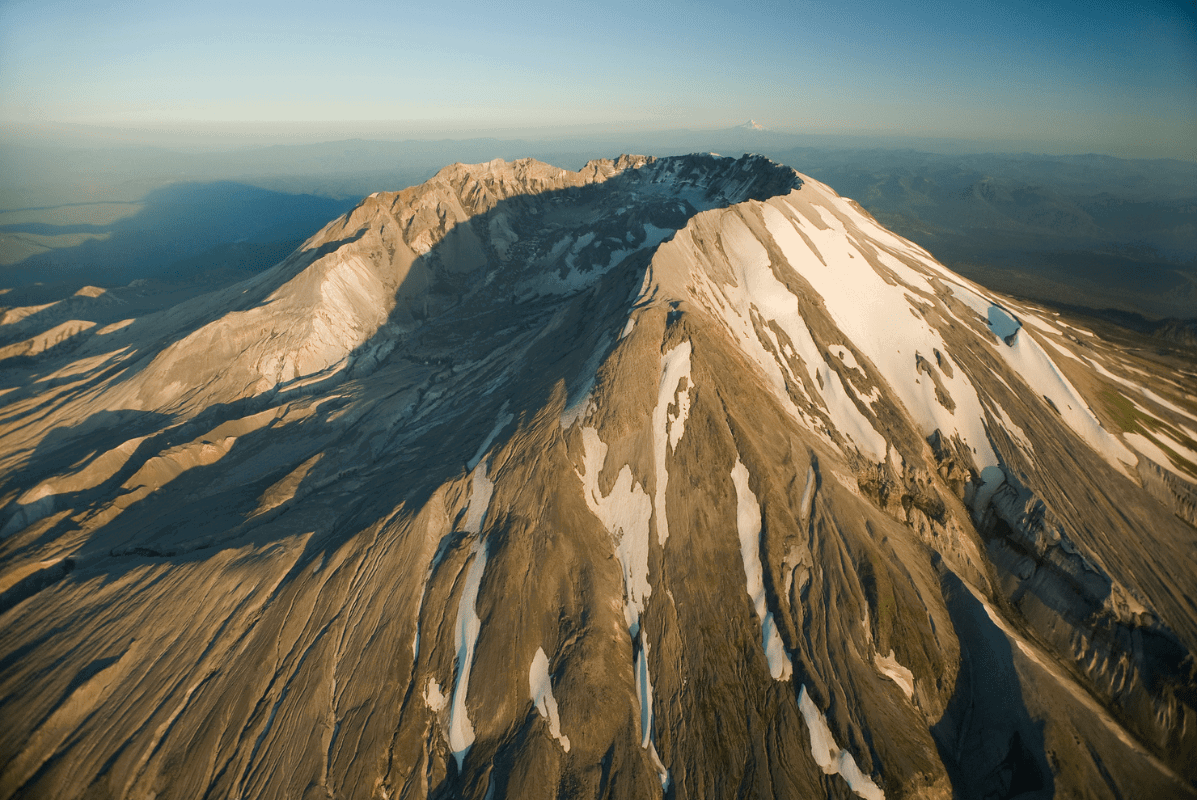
576,328,884,796
732,455,884,799
573,341,696,792
529,647,571,752
445,459,495,769
576,426,670,789
731,459,791,681
652,341,693,545
798,686,886,800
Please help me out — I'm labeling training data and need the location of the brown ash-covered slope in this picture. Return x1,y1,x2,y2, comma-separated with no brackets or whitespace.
0,154,1195,800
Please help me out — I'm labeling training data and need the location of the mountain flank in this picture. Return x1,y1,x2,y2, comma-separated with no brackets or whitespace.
0,154,1194,800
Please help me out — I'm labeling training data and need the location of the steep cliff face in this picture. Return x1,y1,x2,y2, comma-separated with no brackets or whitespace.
0,155,1193,800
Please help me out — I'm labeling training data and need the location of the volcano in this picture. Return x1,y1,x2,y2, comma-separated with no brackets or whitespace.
0,154,1194,800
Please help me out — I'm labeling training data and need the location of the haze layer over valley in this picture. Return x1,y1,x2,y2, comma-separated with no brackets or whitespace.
2,128,1194,329
0,154,1195,799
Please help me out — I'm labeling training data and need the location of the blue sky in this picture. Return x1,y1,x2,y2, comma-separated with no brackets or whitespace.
0,0,1195,158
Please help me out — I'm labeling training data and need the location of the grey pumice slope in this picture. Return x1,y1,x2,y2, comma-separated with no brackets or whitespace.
0,154,1194,799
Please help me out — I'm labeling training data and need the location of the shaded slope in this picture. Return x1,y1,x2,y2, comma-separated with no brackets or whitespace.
0,155,1193,800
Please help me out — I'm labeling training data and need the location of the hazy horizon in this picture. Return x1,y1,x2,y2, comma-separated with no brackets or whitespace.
2,118,1196,164
1,0,1195,161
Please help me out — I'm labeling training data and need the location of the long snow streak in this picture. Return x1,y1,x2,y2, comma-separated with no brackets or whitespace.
778,188,1136,476
653,341,693,545
731,459,792,680
447,461,494,769
648,740,671,791
576,428,669,790
636,630,671,790
799,464,816,520
462,460,494,534
762,199,988,469
447,538,487,767
798,686,885,800
635,630,654,747
946,284,1135,471
468,405,512,470
529,647,571,752
996,325,1135,470
704,213,887,459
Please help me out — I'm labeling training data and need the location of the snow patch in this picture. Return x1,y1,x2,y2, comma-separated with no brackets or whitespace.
468,405,512,469
643,223,677,247
577,428,654,632
571,232,596,254
1140,424,1196,465
529,647,571,752
633,628,671,789
1084,356,1197,423
1021,312,1063,336
732,459,792,680
873,650,914,700
636,630,654,747
652,341,693,544
948,281,994,320
667,373,693,450
798,685,885,800
1124,432,1195,481
576,428,668,787
973,464,1007,514
1041,334,1085,363
648,740,671,791
529,266,603,296
799,465,816,519
944,285,1136,470
447,535,488,768
606,247,634,269
561,336,611,429
462,461,494,534
993,327,1135,470
986,401,1033,454
768,202,989,464
424,677,448,712
828,344,861,372
712,211,887,459
691,267,789,399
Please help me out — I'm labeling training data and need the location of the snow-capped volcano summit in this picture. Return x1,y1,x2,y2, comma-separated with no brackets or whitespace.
0,154,1194,800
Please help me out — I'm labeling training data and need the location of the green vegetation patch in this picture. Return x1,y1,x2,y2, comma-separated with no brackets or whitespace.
1098,388,1194,473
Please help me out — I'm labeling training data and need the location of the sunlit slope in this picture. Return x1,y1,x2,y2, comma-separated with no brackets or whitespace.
0,155,1194,800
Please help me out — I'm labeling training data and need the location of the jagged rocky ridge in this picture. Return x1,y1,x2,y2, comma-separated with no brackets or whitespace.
0,154,1195,799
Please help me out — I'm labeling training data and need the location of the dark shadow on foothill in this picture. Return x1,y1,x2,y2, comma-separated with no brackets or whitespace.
0,156,800,539
0,156,800,797
0,410,174,526
0,181,356,291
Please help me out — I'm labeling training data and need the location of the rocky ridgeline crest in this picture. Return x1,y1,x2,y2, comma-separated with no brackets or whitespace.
0,155,1194,800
